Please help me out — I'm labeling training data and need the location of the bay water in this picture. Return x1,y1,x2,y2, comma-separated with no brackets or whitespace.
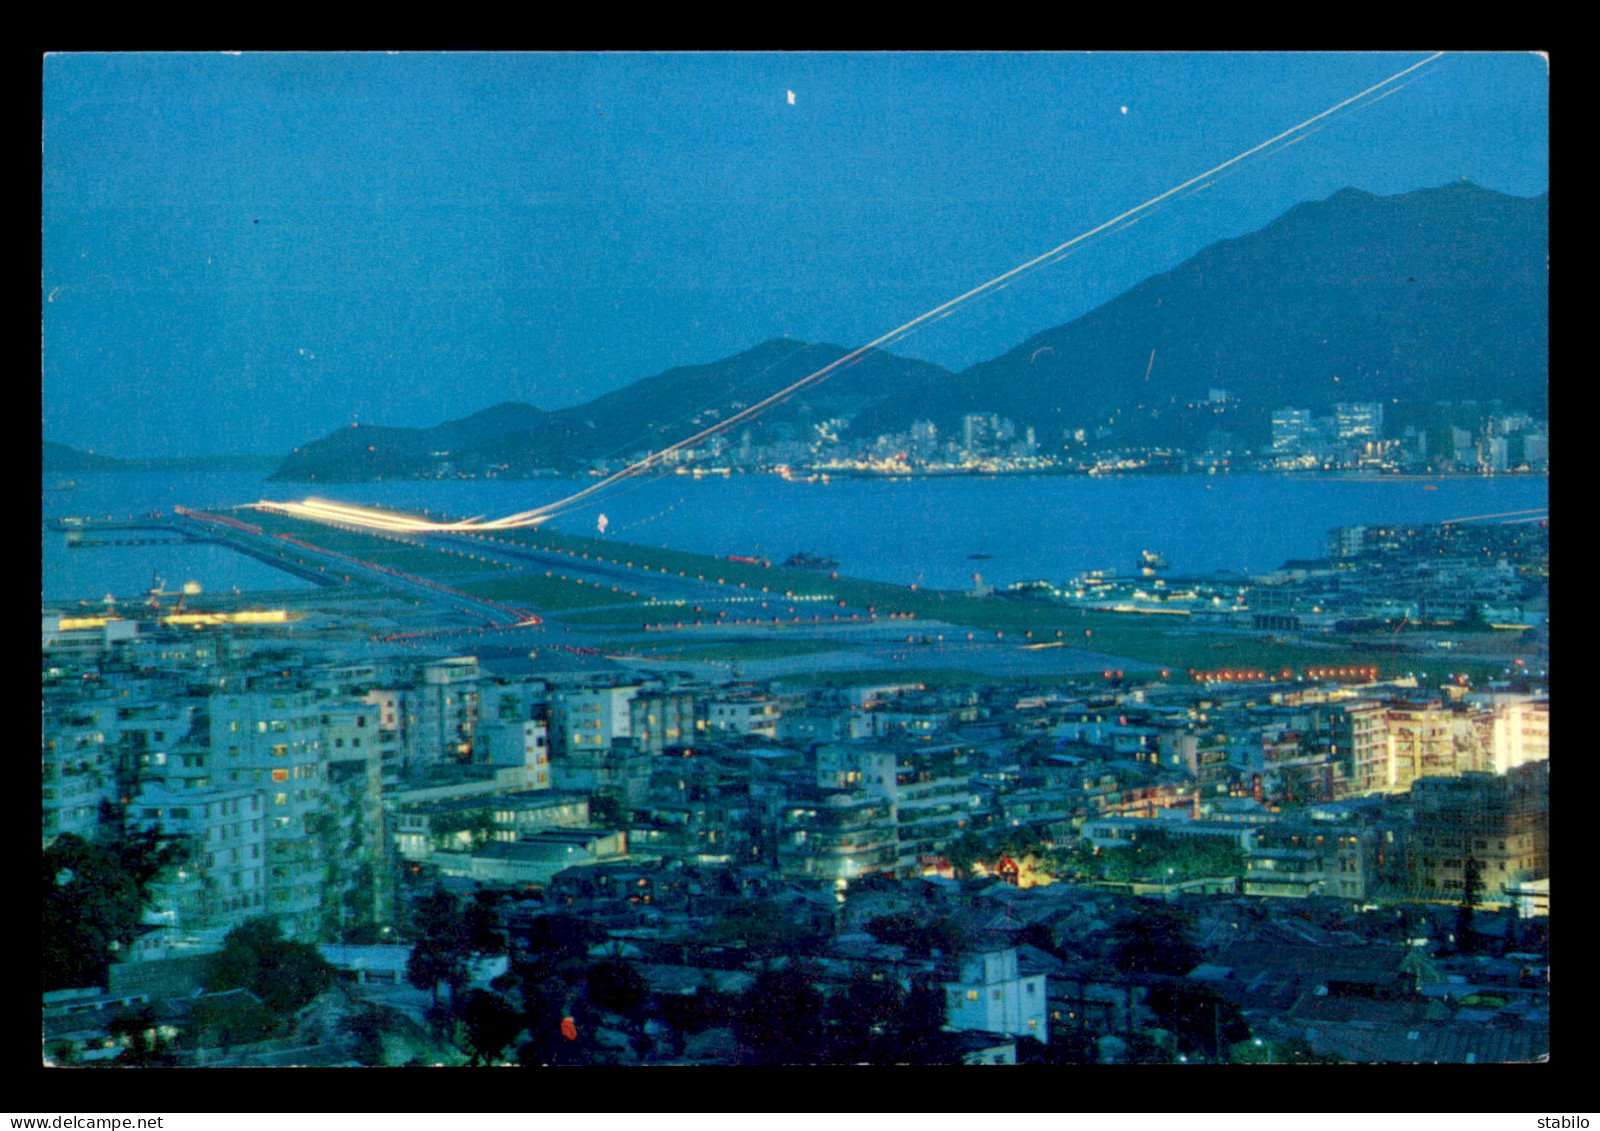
41,470,1549,602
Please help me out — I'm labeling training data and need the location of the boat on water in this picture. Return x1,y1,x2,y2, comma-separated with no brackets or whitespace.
783,551,839,569
967,551,993,561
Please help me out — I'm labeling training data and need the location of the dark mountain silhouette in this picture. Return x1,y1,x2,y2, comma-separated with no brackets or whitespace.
43,441,128,472
272,340,953,480
849,181,1547,449
272,181,1546,480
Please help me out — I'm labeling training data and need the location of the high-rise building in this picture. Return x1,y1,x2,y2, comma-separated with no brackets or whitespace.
630,690,695,755
775,787,898,882
414,657,480,766
1404,762,1549,899
127,785,269,933
1329,700,1387,797
550,684,648,807
208,687,329,937
1333,402,1384,441
1270,408,1315,453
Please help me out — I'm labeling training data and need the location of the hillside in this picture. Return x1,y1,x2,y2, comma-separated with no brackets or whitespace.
850,181,1548,448
43,441,128,472
273,182,1547,480
272,341,954,481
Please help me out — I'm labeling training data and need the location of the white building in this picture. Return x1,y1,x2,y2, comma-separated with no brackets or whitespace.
475,719,552,789
705,692,782,739
208,687,329,938
415,657,481,766
1484,698,1549,775
41,613,138,658
942,948,1047,1044
552,685,639,755
41,703,120,847
128,784,269,932
1334,402,1384,442
1270,408,1315,454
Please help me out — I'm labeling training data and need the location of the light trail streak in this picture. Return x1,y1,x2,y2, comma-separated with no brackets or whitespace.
257,52,1445,536
1438,508,1549,525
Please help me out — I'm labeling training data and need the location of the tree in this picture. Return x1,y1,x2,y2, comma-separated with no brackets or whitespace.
407,890,472,1010
342,1003,397,1067
1144,982,1250,1062
515,973,598,1066
459,989,524,1065
865,913,966,959
864,912,920,949
1016,920,1066,960
657,986,734,1039
182,991,280,1052
464,889,509,956
204,917,337,1014
109,824,190,895
889,978,964,1065
107,1005,177,1067
943,830,989,878
1457,856,1484,953
42,827,188,991
44,1039,79,1067
42,834,143,991
826,970,907,1064
733,963,828,1065
589,792,628,829
1108,903,1202,976
1076,830,1243,884
1042,1025,1099,1065
1118,1028,1172,1065
519,911,607,972
706,900,816,960
943,826,1055,880
585,959,648,1023
405,886,509,1009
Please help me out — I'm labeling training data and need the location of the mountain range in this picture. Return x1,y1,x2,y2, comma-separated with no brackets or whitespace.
241,181,1545,481
270,340,954,481
41,442,279,475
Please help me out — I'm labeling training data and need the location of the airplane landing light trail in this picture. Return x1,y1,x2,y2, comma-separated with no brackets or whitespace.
251,497,555,533
254,53,1444,538
1437,508,1549,525
179,504,541,627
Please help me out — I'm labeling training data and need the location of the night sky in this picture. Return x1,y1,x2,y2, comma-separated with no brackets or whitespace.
42,51,1548,459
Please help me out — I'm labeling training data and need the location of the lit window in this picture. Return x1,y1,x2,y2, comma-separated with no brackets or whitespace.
271,769,288,783
966,990,980,1002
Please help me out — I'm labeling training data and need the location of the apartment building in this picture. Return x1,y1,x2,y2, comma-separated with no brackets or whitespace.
208,687,329,938
942,947,1047,1044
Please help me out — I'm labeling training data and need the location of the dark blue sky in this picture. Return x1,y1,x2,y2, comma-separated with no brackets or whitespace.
43,51,1548,458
